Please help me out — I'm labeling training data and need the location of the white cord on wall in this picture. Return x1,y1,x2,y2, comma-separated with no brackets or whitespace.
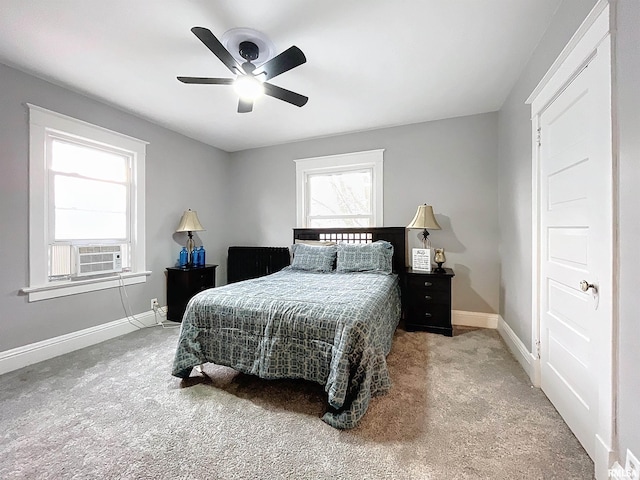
117,274,147,329
118,274,181,330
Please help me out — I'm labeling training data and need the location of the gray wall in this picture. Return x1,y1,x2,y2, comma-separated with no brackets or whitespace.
0,63,231,351
228,113,500,314
498,0,639,462
615,0,640,463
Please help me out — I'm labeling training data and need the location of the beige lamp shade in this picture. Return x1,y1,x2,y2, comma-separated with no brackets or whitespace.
406,204,441,230
176,209,205,233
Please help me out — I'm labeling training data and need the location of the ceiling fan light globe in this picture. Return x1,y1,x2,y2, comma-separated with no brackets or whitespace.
233,75,264,100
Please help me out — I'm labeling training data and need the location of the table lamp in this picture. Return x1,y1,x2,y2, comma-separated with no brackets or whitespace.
176,209,205,266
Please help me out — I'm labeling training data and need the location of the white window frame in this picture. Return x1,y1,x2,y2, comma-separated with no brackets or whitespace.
294,149,384,228
23,104,149,301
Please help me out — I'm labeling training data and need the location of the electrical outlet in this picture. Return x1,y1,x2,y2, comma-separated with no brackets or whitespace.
150,298,159,310
626,449,640,480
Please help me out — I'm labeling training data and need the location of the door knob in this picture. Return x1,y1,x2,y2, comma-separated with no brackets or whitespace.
579,280,597,293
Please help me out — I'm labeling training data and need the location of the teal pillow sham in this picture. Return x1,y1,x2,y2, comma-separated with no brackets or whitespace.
290,243,337,272
336,241,394,274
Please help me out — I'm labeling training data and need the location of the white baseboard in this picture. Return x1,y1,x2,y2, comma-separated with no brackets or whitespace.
497,315,540,386
0,307,167,376
452,310,498,329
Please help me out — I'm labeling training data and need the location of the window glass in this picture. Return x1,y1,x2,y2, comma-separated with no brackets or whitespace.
53,176,127,240
51,140,127,182
308,169,372,217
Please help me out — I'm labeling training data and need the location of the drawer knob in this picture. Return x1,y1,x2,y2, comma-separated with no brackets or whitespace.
424,295,432,300
424,313,432,317
424,281,433,287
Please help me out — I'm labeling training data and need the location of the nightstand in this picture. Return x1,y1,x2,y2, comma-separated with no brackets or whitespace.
166,264,217,322
405,267,455,336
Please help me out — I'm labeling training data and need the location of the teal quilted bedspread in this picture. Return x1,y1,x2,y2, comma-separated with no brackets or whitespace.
172,268,401,429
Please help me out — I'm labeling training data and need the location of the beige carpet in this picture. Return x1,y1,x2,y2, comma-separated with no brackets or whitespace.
0,325,594,479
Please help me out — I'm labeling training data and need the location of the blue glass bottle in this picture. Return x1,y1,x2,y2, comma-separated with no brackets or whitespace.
179,247,188,267
199,245,206,266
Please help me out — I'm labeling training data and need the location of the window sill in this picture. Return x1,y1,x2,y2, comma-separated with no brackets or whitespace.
21,270,152,302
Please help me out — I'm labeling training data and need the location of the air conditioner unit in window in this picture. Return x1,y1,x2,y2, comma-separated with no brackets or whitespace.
74,245,122,277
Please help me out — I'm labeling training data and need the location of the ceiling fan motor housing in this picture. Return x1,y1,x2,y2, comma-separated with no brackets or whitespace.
239,41,259,62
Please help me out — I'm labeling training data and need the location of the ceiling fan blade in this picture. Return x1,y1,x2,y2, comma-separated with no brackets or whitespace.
237,98,254,113
255,46,306,81
191,27,242,74
263,83,308,107
177,76,234,85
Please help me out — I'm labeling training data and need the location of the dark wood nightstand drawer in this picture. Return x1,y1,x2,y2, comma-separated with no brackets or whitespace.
406,275,450,294
193,269,214,291
408,289,451,307
406,304,451,328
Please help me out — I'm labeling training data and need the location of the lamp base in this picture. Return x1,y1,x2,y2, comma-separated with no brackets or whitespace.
419,229,432,249
186,232,195,266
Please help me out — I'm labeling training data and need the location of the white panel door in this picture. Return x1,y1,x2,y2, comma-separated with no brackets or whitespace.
538,38,612,461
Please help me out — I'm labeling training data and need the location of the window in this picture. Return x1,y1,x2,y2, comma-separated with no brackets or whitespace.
295,150,383,228
48,137,130,279
24,105,148,301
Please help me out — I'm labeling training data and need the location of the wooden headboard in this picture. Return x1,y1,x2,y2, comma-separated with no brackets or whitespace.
293,227,406,274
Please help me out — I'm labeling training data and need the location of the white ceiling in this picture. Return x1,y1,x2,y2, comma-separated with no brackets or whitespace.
0,1,562,152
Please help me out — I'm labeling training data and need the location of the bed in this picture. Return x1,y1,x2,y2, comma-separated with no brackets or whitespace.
172,227,406,429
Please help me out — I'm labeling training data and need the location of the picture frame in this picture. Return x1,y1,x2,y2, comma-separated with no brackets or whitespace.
412,248,431,271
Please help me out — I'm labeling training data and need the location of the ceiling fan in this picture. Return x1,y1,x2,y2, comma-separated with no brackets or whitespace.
178,27,308,113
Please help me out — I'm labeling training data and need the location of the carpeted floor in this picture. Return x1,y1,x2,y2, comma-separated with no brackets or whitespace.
0,325,594,479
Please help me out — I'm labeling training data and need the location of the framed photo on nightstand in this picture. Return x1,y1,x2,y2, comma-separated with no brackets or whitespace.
412,248,431,271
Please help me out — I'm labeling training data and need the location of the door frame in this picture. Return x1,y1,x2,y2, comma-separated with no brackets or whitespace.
526,1,617,478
